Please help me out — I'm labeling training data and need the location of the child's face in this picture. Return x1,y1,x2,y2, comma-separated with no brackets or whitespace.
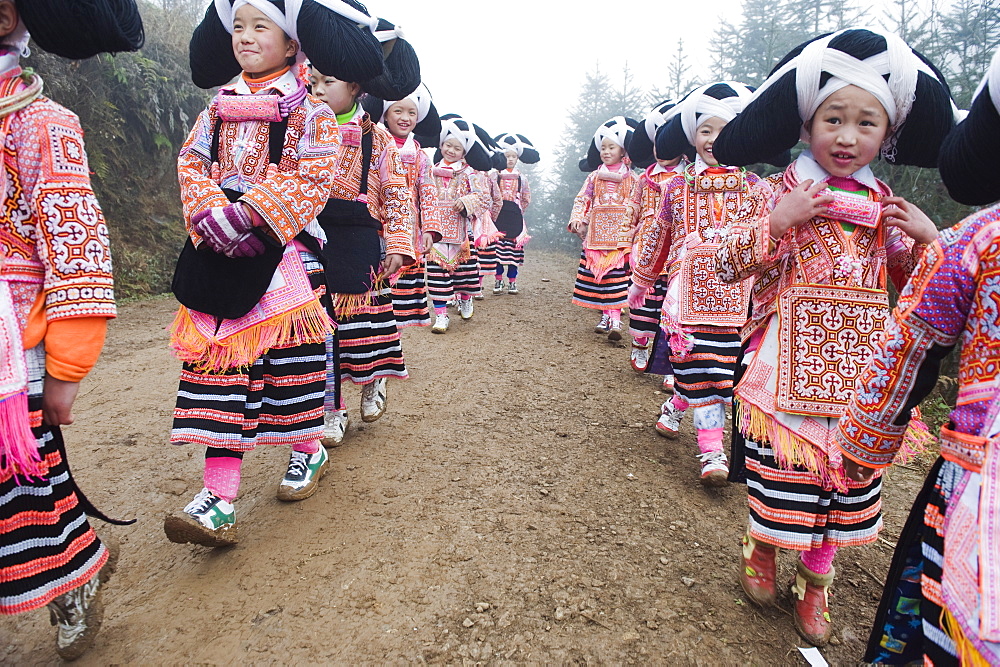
441,138,466,163
694,116,727,166
806,85,889,178
600,138,625,165
656,155,682,169
384,99,418,138
309,69,360,115
232,5,297,78
505,150,518,169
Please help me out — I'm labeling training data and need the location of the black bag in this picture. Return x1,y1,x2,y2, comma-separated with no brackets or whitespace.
170,117,290,320
316,128,383,295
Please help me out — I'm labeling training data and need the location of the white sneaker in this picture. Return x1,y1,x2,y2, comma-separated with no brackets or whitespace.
655,400,684,438
277,447,330,501
594,314,610,334
493,279,505,295
163,487,238,548
507,282,519,295
361,378,387,423
698,450,730,487
432,314,449,333
446,297,457,308
458,297,474,320
662,374,675,393
607,320,623,341
630,343,651,372
321,409,349,447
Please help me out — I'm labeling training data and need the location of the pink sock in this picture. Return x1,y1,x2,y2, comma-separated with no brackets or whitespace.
800,543,838,574
459,294,472,301
435,305,447,315
672,394,689,411
607,308,622,322
602,309,613,317
292,439,321,455
634,336,649,346
204,457,242,502
696,427,725,454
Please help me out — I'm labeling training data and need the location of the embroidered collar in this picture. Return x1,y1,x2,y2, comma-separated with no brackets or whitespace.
596,162,627,182
794,150,882,193
227,69,301,97
693,155,735,175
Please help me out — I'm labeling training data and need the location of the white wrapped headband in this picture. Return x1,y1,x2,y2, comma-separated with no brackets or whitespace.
594,116,631,150
216,0,380,41
496,133,532,157
644,102,678,141
382,82,431,123
677,82,753,146
440,116,476,153
974,47,1000,116
749,29,938,140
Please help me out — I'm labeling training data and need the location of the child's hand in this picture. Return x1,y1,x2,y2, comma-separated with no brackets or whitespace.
453,200,466,214
379,253,406,280
769,179,834,238
627,283,648,310
881,196,938,245
42,375,79,426
421,231,437,255
843,458,877,483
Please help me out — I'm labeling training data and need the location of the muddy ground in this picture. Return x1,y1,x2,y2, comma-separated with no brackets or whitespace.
2,250,930,665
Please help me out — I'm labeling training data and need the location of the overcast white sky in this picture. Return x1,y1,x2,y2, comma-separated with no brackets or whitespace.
365,0,746,165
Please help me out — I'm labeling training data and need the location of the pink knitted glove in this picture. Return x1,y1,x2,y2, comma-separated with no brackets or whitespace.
224,231,267,258
191,203,255,254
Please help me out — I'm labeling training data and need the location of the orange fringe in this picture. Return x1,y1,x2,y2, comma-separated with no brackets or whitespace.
170,300,332,374
584,248,628,282
431,243,471,273
942,607,991,666
738,402,931,492
332,271,390,318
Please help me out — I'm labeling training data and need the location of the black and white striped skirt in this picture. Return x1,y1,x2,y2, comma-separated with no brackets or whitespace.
391,261,430,328
495,237,525,267
335,287,408,384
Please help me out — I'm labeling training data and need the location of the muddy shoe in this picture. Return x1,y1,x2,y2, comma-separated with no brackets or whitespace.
739,532,777,607
698,451,730,487
276,447,329,502
47,571,104,661
507,281,519,295
630,342,651,372
607,320,623,342
493,279,505,295
360,378,387,423
594,314,610,334
164,488,238,548
792,561,835,646
655,400,683,438
321,409,349,448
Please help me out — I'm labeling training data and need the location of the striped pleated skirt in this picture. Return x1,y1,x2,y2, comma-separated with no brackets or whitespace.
391,261,430,328
628,275,668,339
1,346,108,615
335,287,408,384
495,237,524,267
571,251,629,310
744,435,883,551
477,244,497,275
426,256,481,301
669,325,740,407
171,255,327,452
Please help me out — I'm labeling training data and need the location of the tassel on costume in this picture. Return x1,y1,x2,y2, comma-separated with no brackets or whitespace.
942,607,991,667
331,271,389,319
0,391,43,478
584,248,628,282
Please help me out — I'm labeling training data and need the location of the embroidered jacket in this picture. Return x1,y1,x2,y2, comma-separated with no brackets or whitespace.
497,168,531,212
567,165,639,251
333,111,414,259
837,205,1000,467
0,70,115,328
396,136,440,251
177,71,338,246
484,169,503,222
629,163,684,279
427,161,491,245
716,164,921,339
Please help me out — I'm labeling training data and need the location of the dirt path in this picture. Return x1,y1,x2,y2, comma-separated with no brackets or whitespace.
2,250,929,665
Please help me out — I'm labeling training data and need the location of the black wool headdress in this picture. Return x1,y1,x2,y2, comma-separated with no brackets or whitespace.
654,81,755,167
713,28,956,169
190,0,384,90
494,133,540,164
361,82,441,139
436,114,493,171
13,0,144,59
580,115,639,172
356,18,419,99
939,49,1000,205
628,99,678,167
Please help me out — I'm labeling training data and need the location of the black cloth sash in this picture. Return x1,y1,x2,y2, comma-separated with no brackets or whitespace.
495,200,524,237
171,116,291,321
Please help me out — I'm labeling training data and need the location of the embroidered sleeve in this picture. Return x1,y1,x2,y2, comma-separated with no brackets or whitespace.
618,172,640,247
836,217,989,467
716,177,780,284
458,170,490,220
177,108,230,239
885,223,918,291
372,135,414,259
521,175,531,212
416,152,441,236
567,174,595,233
239,102,338,244
22,102,116,321
631,177,678,288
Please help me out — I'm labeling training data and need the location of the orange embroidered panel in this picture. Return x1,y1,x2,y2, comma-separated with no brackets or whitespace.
586,205,627,250
679,243,750,326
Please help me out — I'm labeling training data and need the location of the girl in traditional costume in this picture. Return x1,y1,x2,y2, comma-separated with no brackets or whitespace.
363,84,442,329
165,0,384,548
306,22,419,445
835,47,1000,665
425,115,494,333
568,116,640,341
625,101,684,387
712,29,954,646
492,133,538,295
628,82,762,486
0,0,143,658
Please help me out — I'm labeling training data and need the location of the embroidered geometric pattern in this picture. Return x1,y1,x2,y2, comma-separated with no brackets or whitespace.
568,170,638,253
588,205,628,250
679,243,749,326
776,284,889,416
